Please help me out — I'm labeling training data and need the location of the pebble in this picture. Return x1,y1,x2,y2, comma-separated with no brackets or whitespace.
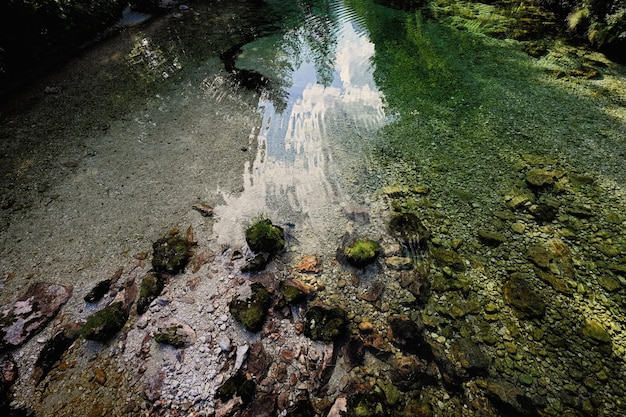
217,336,231,352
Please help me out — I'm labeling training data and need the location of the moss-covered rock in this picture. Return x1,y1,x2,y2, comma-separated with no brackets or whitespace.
154,319,196,348
503,275,545,318
282,283,307,305
81,302,128,342
241,254,269,273
388,212,430,254
304,305,347,343
215,370,256,405
152,228,194,274
245,218,285,256
229,283,271,333
343,238,381,268
137,272,166,315
345,387,390,417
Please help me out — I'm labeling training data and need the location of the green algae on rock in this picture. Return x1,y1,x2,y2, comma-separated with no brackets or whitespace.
503,275,546,318
152,227,195,275
281,283,307,305
245,217,285,256
304,305,347,343
81,301,128,342
229,282,271,333
343,238,381,268
388,212,430,254
137,271,167,315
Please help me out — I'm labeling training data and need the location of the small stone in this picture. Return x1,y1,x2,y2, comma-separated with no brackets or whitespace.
518,373,533,386
235,344,249,370
385,256,413,270
511,222,525,234
581,319,611,344
525,169,555,188
295,255,323,273
358,321,374,333
597,276,621,292
280,349,294,363
93,368,107,385
218,336,232,352
478,230,506,246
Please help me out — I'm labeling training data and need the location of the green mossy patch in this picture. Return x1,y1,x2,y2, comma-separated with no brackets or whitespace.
245,218,285,256
304,305,347,343
154,327,186,348
282,284,306,305
344,239,381,268
137,272,166,315
345,387,390,417
229,282,271,333
216,370,256,405
81,302,128,342
152,229,194,274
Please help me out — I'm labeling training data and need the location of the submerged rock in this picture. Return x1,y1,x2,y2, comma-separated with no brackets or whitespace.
229,282,271,333
81,301,129,342
245,218,285,256
503,275,546,318
388,212,430,254
154,318,196,348
216,370,256,405
304,305,347,343
241,254,269,273
343,238,381,268
33,325,80,384
345,387,390,417
581,319,611,344
136,271,166,315
0,282,73,353
152,228,195,274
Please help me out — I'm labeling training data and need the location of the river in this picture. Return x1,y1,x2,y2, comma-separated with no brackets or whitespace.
1,0,626,416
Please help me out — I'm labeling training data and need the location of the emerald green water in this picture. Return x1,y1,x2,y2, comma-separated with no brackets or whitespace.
1,0,626,415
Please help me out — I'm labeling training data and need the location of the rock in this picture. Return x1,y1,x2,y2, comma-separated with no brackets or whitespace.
152,228,195,274
235,344,249,370
450,338,490,377
525,168,555,188
33,326,80,383
478,230,506,246
343,238,381,268
388,212,430,253
84,279,112,303
281,283,306,305
534,268,573,295
597,276,621,292
0,282,73,353
245,218,285,256
217,336,232,352
304,305,347,343
241,394,277,417
485,379,541,416
327,396,347,417
385,256,413,270
388,316,429,355
431,248,465,271
344,337,365,368
507,193,534,210
192,203,214,217
154,318,196,348
144,371,165,402
345,388,390,417
503,275,545,318
581,319,611,344
286,399,316,416
81,301,129,342
390,355,437,391
229,282,271,333
529,195,560,222
527,246,551,269
246,342,270,380
343,203,370,224
216,370,256,406
241,254,269,273
359,281,385,302
136,272,166,315
295,255,323,273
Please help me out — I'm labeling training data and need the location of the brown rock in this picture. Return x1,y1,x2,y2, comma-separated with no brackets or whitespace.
93,368,107,385
359,281,385,302
280,349,294,363
295,255,323,273
0,282,73,352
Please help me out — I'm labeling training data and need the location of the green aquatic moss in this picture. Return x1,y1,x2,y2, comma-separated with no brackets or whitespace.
229,282,271,333
304,305,347,343
81,302,128,342
152,229,194,274
245,218,285,255
137,272,166,315
344,238,380,268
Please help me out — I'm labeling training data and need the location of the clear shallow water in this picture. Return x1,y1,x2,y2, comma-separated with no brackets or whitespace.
2,0,626,415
